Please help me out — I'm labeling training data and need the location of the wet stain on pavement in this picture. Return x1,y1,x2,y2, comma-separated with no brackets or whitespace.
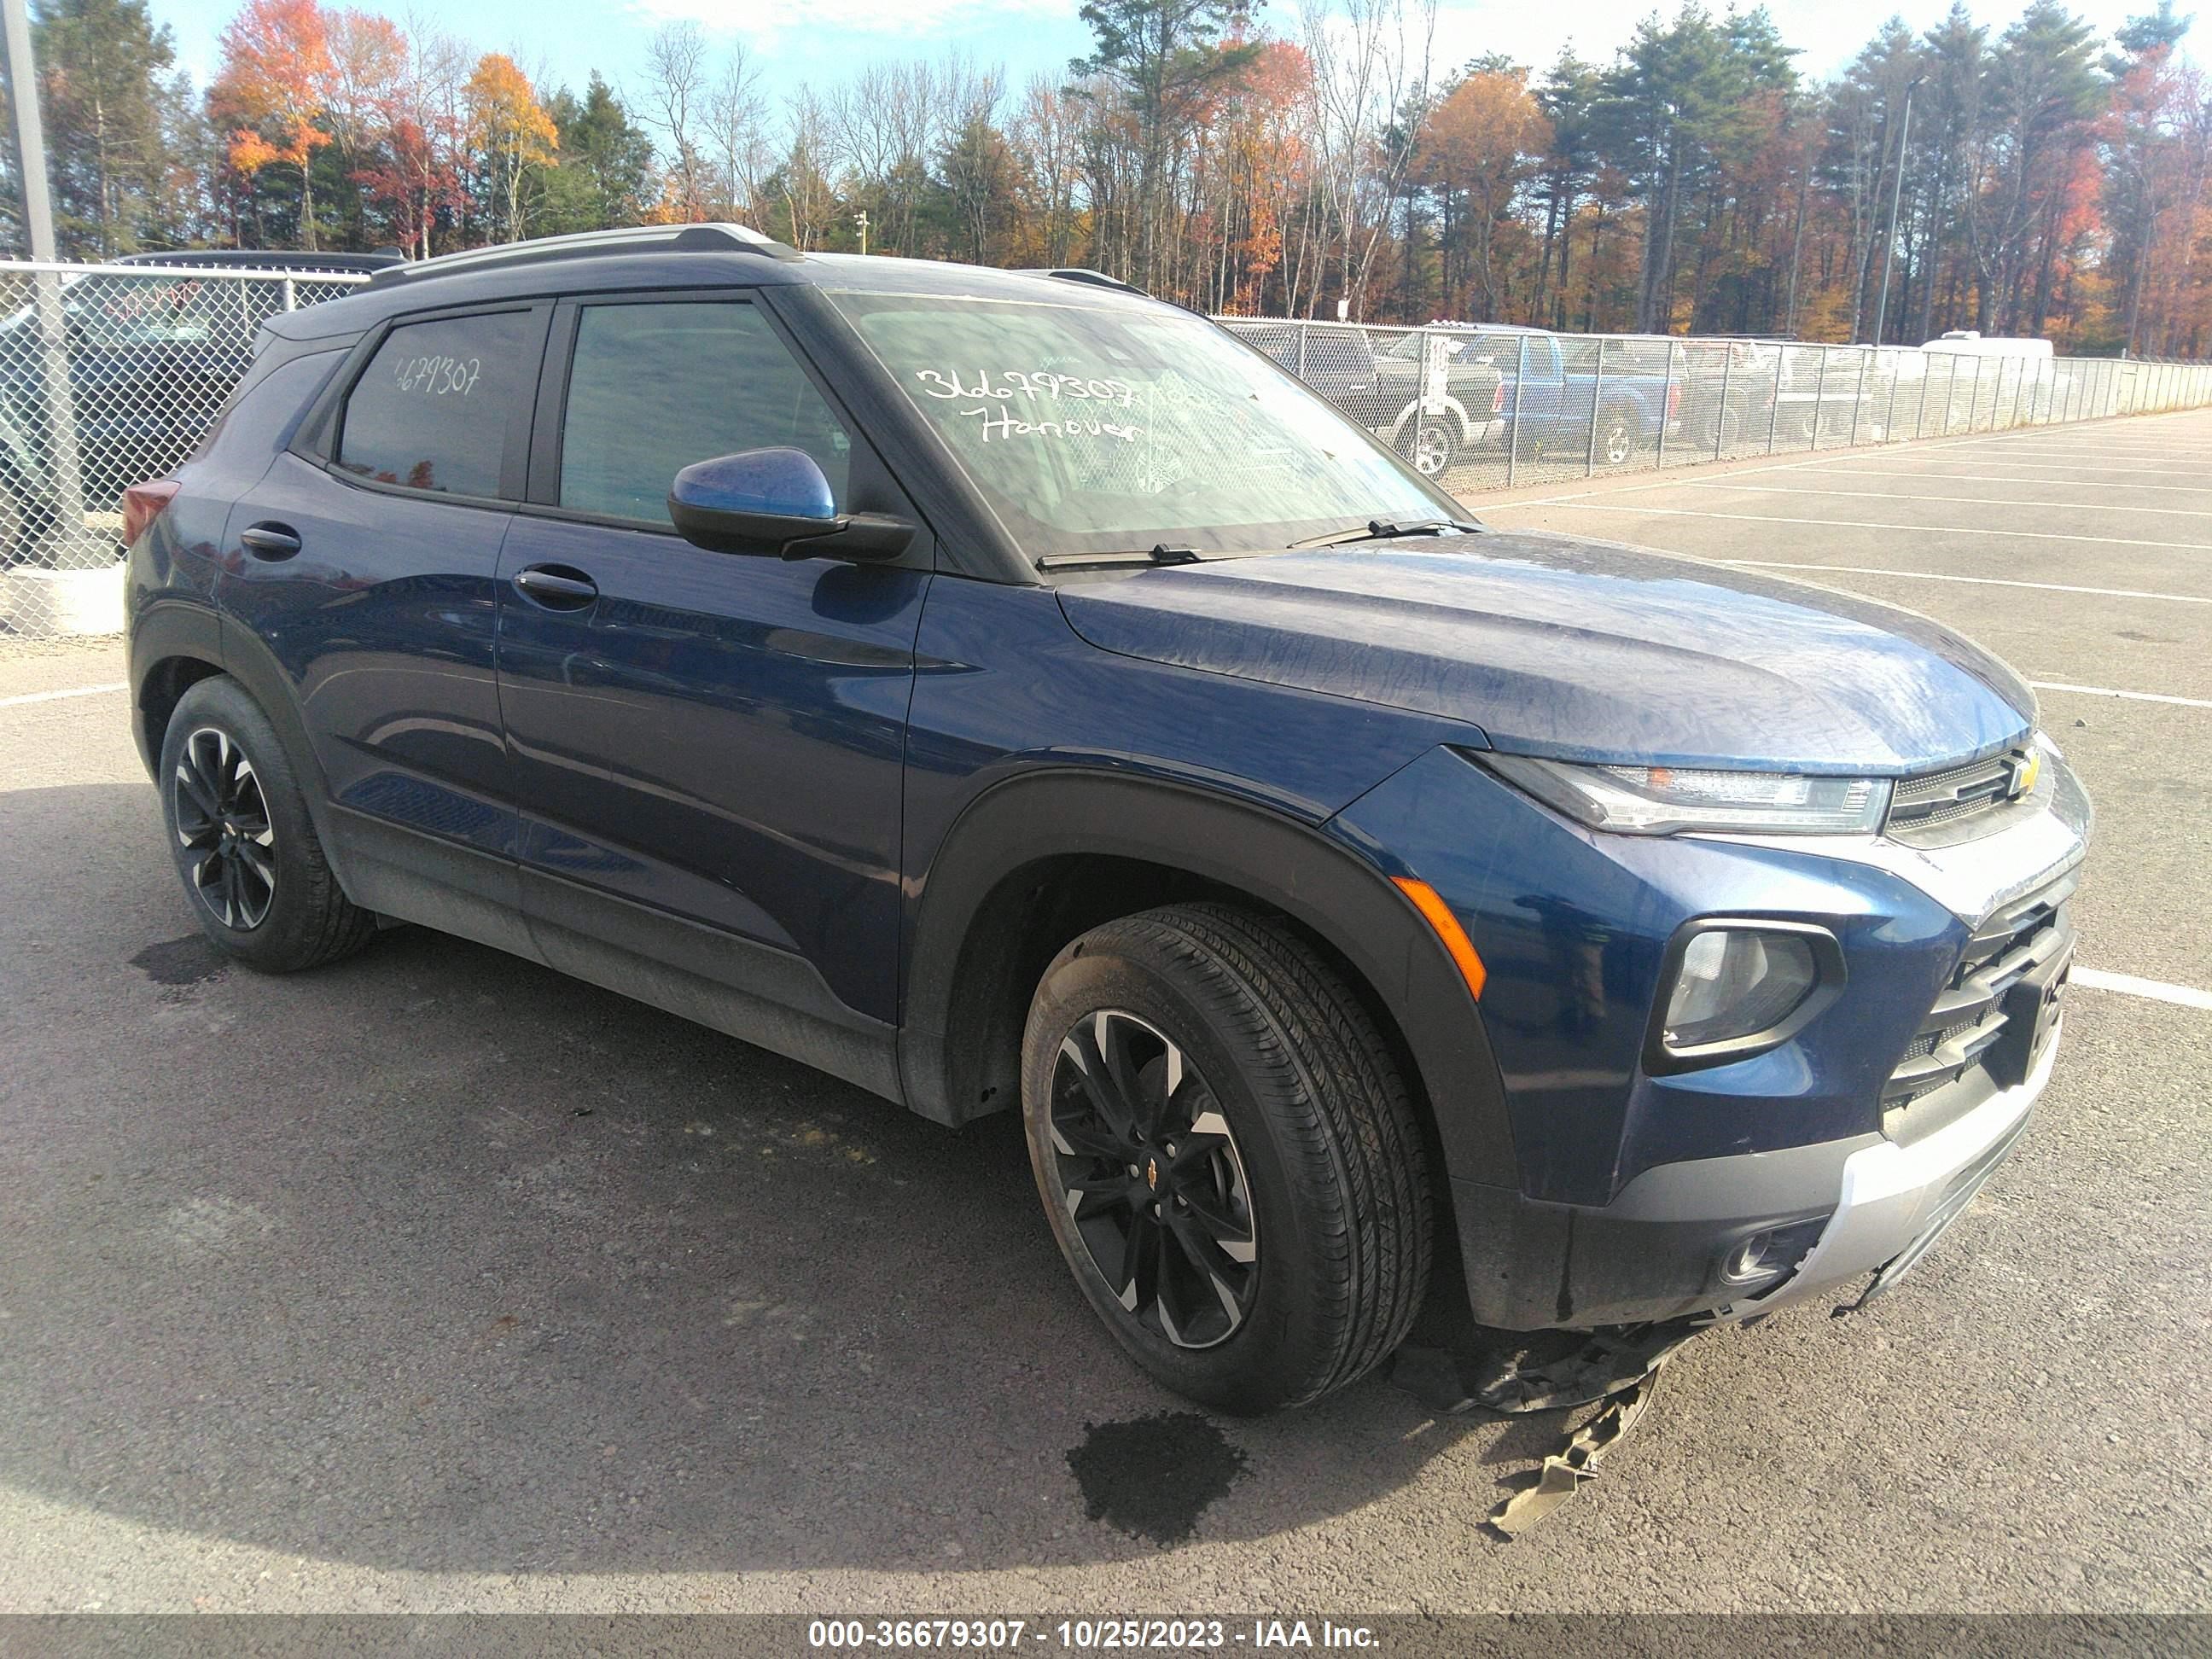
131,934,228,987
1067,1411,1246,1546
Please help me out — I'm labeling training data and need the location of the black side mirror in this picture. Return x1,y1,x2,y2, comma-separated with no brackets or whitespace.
667,447,914,562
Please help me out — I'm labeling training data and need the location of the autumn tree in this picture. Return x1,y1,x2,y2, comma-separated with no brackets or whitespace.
1418,68,1550,319
209,0,335,248
465,53,556,242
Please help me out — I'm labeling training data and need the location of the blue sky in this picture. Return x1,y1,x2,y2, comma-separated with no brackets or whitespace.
154,0,2177,113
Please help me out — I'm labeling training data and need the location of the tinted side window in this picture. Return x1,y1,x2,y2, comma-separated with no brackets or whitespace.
557,300,851,523
337,310,537,497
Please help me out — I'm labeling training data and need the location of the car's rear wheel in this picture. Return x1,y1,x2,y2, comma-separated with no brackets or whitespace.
1401,418,1456,478
1598,403,1637,466
159,675,376,972
1021,903,1431,1412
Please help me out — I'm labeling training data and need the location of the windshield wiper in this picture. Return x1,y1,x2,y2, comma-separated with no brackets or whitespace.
1289,519,1479,550
1036,544,1206,571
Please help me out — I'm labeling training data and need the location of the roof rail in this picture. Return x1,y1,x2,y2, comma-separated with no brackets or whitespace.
1018,267,1147,297
370,223,803,286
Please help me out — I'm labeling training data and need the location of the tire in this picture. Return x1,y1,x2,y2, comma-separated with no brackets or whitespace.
158,674,377,973
1399,417,1456,478
1598,403,1638,466
1021,902,1432,1413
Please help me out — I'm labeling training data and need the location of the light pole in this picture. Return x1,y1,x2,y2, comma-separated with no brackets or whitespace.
2,0,88,543
1871,76,1921,347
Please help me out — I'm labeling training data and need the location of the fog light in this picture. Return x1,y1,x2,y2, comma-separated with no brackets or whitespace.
1716,1215,1831,1293
1648,920,1844,1072
1721,1232,1776,1285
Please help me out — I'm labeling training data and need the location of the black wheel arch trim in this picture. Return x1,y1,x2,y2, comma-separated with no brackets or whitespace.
898,768,1519,1197
127,599,227,777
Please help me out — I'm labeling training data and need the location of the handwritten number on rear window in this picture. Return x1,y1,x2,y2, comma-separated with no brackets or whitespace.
393,355,483,397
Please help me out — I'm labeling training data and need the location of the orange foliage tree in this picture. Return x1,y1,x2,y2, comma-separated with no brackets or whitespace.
465,54,559,243
210,0,335,247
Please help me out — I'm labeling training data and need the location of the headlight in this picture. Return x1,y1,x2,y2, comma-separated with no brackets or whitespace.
1483,753,1891,835
1649,921,1846,1070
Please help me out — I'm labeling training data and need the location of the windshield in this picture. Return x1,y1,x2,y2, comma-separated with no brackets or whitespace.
824,288,1452,559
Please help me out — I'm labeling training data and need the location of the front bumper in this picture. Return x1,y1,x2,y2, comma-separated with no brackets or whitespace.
1336,737,2090,1333
1735,1017,2058,1315
1448,1011,2060,1329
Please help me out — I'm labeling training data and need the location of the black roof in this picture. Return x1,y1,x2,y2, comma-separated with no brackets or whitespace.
265,224,1172,343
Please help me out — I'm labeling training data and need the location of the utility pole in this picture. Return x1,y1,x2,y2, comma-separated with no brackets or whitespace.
2,0,88,543
1871,78,1921,348
854,209,869,257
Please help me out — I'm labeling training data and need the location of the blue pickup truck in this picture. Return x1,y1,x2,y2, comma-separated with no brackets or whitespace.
1469,324,1684,468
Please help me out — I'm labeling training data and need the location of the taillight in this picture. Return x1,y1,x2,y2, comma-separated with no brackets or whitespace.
121,479,181,547
1491,380,1505,414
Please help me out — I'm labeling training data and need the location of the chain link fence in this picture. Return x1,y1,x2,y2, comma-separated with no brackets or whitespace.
1218,316,2212,494
3,267,2209,643
0,260,367,643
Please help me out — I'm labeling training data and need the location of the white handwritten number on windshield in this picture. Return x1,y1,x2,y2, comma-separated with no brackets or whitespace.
393,355,484,397
913,368,1135,407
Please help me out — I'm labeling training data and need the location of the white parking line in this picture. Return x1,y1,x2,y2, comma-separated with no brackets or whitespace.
0,681,126,710
1857,458,2203,475
1706,561,2212,605
2030,681,2212,707
1778,469,2212,494
2073,969,2212,1011
1688,482,2212,519
1532,501,2212,552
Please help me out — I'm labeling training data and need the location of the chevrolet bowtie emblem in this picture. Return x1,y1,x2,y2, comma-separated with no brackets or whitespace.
2009,749,2042,799
1145,1158,1159,1190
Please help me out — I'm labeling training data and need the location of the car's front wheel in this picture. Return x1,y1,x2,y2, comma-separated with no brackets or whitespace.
1021,903,1432,1413
159,675,377,972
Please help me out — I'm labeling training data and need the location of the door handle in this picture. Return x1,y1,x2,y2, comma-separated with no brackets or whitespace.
513,564,599,609
239,521,302,560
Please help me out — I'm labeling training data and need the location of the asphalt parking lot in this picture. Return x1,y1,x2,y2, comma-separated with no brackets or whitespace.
2,411,2209,1617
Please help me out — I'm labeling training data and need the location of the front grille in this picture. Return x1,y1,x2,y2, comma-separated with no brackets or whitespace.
1882,873,2075,1137
1885,748,2031,841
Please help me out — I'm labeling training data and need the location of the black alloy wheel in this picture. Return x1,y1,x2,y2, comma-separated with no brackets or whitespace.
157,674,377,972
1046,1009,1259,1349
1022,903,1432,1412
172,725,278,930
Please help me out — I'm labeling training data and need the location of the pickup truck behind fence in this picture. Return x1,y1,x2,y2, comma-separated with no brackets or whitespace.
1214,314,2212,493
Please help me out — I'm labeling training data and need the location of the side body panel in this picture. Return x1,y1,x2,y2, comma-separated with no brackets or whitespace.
896,575,1520,1194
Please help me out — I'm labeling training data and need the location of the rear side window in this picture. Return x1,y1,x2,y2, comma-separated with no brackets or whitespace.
556,300,851,523
337,310,538,498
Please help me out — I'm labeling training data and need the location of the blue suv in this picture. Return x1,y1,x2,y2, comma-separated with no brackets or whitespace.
125,225,2090,1414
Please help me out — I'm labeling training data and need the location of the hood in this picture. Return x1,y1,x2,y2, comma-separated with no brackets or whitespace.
1055,531,2034,775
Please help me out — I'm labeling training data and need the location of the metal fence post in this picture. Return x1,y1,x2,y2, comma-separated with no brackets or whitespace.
1585,338,1607,477
1918,350,1934,438
1810,346,1831,450
1849,347,1869,446
1295,323,1309,382
1714,344,1734,460
1505,335,1528,488
1767,346,1785,453
1883,349,1901,441
281,277,297,312
1656,341,1677,469
1970,355,1986,430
